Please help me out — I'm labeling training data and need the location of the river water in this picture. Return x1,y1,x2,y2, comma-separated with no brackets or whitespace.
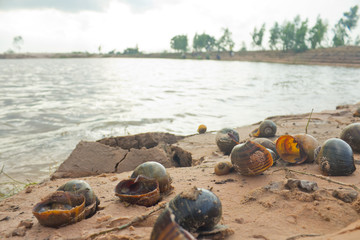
0,58,359,193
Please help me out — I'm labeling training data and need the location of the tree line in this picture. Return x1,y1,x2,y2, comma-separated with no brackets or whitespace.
170,5,359,53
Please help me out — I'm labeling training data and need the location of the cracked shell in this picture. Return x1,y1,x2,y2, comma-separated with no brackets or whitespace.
231,140,273,176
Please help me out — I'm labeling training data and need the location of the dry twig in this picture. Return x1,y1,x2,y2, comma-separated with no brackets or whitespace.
87,202,166,239
274,168,360,192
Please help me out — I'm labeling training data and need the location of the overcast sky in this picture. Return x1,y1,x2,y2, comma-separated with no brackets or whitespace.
0,0,359,53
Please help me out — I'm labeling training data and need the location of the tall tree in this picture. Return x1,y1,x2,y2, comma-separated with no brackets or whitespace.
294,17,308,52
13,36,24,52
251,24,266,49
332,22,347,47
333,5,359,46
216,28,235,52
340,5,359,31
269,22,281,50
170,35,188,53
280,21,295,51
308,16,328,49
193,33,216,52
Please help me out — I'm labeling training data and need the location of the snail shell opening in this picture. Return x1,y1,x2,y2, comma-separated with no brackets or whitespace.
32,191,86,228
115,175,161,207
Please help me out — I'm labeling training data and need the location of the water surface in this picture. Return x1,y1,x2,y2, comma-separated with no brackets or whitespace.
0,58,359,190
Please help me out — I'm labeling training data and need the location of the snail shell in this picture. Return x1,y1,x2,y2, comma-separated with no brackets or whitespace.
150,207,196,240
353,107,360,117
115,175,160,207
230,140,273,176
197,124,207,134
253,138,278,159
316,138,356,176
32,191,86,228
251,120,277,138
130,161,172,193
215,128,239,155
276,134,319,164
167,187,222,233
57,179,99,218
214,161,233,175
340,123,360,152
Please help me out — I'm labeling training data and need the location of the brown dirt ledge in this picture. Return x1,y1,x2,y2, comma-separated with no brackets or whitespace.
1,103,360,239
1,46,360,68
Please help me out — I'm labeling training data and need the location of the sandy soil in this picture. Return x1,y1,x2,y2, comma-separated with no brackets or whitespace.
1,103,360,240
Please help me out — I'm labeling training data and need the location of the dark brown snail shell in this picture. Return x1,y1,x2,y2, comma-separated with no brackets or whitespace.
340,123,360,152
130,161,172,193
115,175,160,207
230,140,273,176
276,134,319,164
197,124,207,134
253,138,278,159
251,120,277,138
57,179,99,218
215,128,239,155
316,138,356,176
167,187,222,233
150,207,196,240
32,191,86,228
214,161,233,175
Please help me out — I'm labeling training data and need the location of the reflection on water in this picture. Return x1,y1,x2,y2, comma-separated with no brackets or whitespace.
0,58,359,188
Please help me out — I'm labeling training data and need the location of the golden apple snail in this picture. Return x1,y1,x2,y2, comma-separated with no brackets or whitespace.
215,128,239,155
150,207,196,240
353,107,360,117
253,138,278,160
230,140,273,176
169,187,222,232
251,120,277,138
316,138,356,176
214,161,233,175
130,161,172,193
115,175,160,207
197,124,207,134
151,188,228,239
57,179,99,218
32,191,86,228
340,123,360,152
276,134,319,164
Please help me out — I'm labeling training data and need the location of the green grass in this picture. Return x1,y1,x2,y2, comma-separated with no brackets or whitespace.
0,165,37,201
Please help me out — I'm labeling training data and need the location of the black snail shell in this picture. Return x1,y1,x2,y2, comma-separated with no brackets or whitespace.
230,140,273,176
215,128,239,155
32,191,86,228
167,187,222,233
340,123,360,152
130,161,172,193
251,120,277,138
115,175,160,207
150,207,196,240
316,138,356,176
57,179,99,218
